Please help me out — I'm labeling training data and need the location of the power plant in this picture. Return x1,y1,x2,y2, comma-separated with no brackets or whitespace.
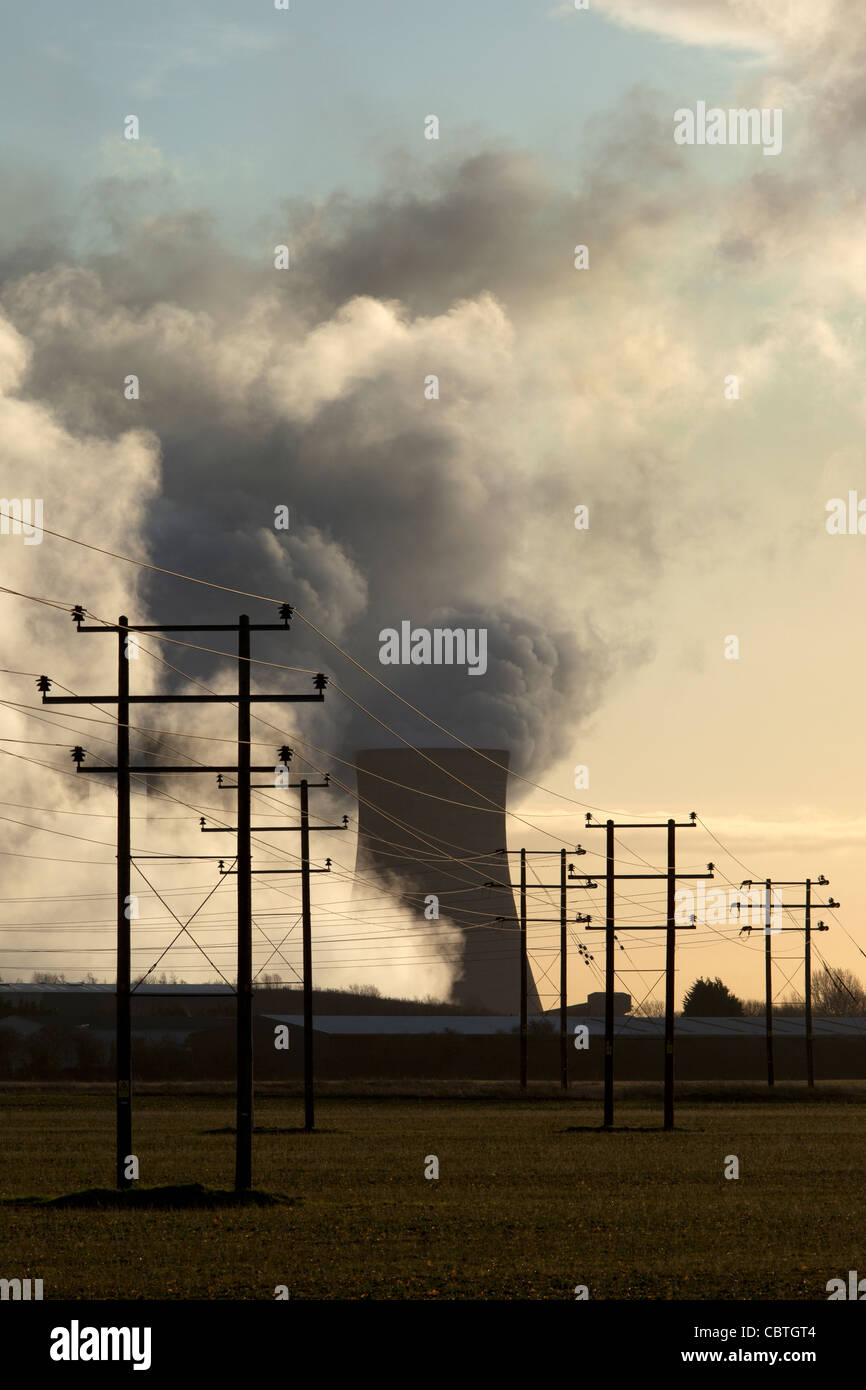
353,747,541,1013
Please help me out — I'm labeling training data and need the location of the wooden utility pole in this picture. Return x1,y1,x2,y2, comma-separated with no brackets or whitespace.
805,883,815,1087
560,849,567,1091
519,849,527,1089
116,618,132,1187
40,603,321,1191
209,752,346,1133
604,819,615,1128
765,878,775,1086
583,813,709,1130
739,877,836,1089
300,779,315,1131
663,818,676,1132
492,849,595,1090
236,616,253,1188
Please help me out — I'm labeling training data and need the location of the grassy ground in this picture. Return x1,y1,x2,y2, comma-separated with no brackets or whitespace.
0,1083,863,1299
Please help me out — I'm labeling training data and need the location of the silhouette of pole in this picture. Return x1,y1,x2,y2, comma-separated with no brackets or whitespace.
300,778,315,1131
236,615,253,1190
805,880,814,1088
584,812,705,1130
211,763,343,1129
604,819,615,1128
116,618,132,1189
663,818,676,1132
40,603,317,1193
520,847,527,1089
764,877,774,1088
560,848,568,1091
490,848,593,1089
741,876,835,1090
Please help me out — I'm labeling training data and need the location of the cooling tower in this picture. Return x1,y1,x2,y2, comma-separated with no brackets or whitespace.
354,748,541,1013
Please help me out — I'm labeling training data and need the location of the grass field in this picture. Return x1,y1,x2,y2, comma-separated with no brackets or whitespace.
1,1082,864,1300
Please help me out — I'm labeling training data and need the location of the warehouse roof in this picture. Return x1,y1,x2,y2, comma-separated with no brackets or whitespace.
262,1014,866,1037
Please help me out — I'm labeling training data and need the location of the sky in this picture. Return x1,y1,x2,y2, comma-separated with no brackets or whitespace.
0,0,865,1011
1,1,735,238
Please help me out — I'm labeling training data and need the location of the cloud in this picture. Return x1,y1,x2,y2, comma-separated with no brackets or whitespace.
592,0,842,53
3,145,695,784
0,320,455,996
3,103,862,789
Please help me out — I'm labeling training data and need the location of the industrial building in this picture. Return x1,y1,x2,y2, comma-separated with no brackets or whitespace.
353,747,541,1013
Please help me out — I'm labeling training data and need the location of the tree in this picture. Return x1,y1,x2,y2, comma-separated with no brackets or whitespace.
632,996,663,1018
682,976,744,1017
811,966,866,1016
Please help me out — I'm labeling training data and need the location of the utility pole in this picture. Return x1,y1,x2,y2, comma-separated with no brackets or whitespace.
40,603,323,1191
560,849,567,1090
604,820,615,1129
805,883,815,1088
739,877,836,1088
208,749,346,1132
117,619,131,1187
492,847,595,1089
806,890,816,1087
664,818,676,1132
803,912,834,1086
765,879,774,1086
583,813,710,1130
236,616,252,1187
300,779,314,1129
520,849,527,1089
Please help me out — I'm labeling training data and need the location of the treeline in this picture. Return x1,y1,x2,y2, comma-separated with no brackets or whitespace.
682,968,866,1017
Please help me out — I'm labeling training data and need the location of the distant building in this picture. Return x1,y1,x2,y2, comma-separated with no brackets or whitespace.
566,992,632,1017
